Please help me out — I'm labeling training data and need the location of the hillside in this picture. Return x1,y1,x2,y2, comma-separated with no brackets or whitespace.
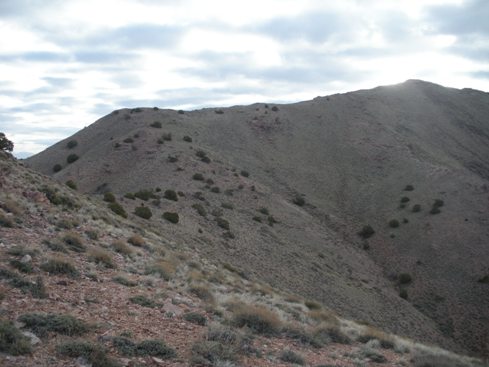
25,80,489,358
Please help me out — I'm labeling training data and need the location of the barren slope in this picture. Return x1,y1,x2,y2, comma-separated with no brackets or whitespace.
26,80,489,357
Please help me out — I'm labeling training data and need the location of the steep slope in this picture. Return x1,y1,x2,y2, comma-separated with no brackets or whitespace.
25,80,489,357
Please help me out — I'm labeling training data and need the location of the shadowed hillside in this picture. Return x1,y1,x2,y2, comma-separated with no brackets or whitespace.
26,80,489,357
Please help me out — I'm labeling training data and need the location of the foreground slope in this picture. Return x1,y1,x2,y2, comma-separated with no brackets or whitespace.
26,80,489,357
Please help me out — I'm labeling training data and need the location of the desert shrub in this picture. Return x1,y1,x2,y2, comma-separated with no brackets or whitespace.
305,300,322,310
112,240,134,255
150,121,162,128
388,219,400,228
6,273,46,298
134,206,152,219
7,246,37,257
103,192,116,202
163,189,178,201
134,189,155,201
40,186,78,209
167,155,178,162
211,208,223,217
0,319,32,355
221,202,234,210
267,215,278,226
19,313,89,336
66,140,78,149
232,305,281,335
210,186,220,193
258,207,269,215
252,216,262,223
398,273,412,284
193,191,205,201
123,137,134,143
240,170,249,177
161,132,172,141
183,135,192,142
412,204,421,212
404,185,414,191
216,217,230,230
113,276,137,287
129,295,159,308
183,312,207,326
280,349,304,365
433,199,444,207
293,196,305,206
400,196,410,203
65,180,77,190
162,212,179,224
128,235,145,247
135,339,175,358
358,225,375,239
188,285,215,303
56,340,119,367
40,257,78,277
192,203,207,217
88,248,115,268
9,259,33,273
399,289,408,299
271,106,279,111
430,207,441,214
478,275,489,284
108,202,127,218
66,154,79,164
193,173,204,181
62,232,85,252
313,325,351,345
85,229,99,240
53,164,62,173
0,212,14,228
145,260,175,280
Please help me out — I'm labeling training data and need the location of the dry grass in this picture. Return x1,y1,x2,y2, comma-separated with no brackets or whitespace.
40,256,78,277
0,198,22,215
357,326,395,349
232,303,282,335
88,248,116,268
62,231,85,252
188,285,215,304
146,260,176,280
128,235,145,247
112,240,134,256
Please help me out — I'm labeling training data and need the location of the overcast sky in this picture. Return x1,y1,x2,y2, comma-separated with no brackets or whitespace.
1,0,488,157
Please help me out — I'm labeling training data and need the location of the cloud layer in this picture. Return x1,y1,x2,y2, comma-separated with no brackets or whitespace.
0,0,488,157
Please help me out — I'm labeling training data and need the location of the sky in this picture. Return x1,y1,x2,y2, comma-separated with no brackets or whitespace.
0,0,488,158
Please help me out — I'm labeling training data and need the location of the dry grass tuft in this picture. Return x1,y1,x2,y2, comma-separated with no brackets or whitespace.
128,235,145,247
146,260,176,280
88,248,116,268
232,303,282,335
188,285,215,304
112,240,134,256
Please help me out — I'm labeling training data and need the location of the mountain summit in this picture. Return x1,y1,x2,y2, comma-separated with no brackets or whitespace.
26,80,489,357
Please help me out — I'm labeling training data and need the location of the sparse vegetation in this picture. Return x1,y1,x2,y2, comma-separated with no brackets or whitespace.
193,173,204,181
88,248,115,268
123,137,134,143
103,192,116,202
134,206,152,219
113,275,137,287
9,259,33,273
412,204,421,212
183,135,192,142
240,170,249,177
430,199,444,215
216,217,230,230
188,285,215,303
150,121,162,128
145,260,175,280
398,273,412,284
162,212,179,224
53,164,62,173
162,132,172,141
112,240,134,255
0,212,14,228
404,184,414,191
400,196,410,203
129,295,159,308
128,235,145,247
388,219,400,228
192,203,207,217
134,189,155,201
62,232,86,252
56,340,119,367
65,180,77,190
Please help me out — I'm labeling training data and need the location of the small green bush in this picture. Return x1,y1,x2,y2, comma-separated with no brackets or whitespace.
18,313,89,336
9,259,33,273
271,106,279,111
113,276,137,287
216,217,230,230
183,312,207,326
65,180,77,190
103,192,116,203
0,212,14,228
210,186,220,193
280,349,304,365
66,154,79,164
398,273,412,284
400,196,410,203
293,196,305,206
53,164,62,173
388,219,400,228
134,206,152,219
404,185,414,191
183,135,192,142
162,212,179,224
0,319,32,355
240,170,249,177
134,189,155,201
150,121,162,128
162,132,172,141
123,137,134,143
252,216,262,223
163,189,178,201
66,140,78,149
192,203,207,217
412,204,421,212
193,173,204,181
57,340,119,367
221,202,234,210
430,207,441,215
108,202,127,218
433,199,444,208
129,295,159,308
135,339,176,358
124,193,135,200
358,225,375,239
399,289,408,299
62,232,85,252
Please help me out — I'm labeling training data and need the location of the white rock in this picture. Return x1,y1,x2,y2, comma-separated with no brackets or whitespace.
20,254,32,263
21,331,41,346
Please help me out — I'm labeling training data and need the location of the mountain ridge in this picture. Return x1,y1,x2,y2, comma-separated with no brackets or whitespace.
25,80,489,357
